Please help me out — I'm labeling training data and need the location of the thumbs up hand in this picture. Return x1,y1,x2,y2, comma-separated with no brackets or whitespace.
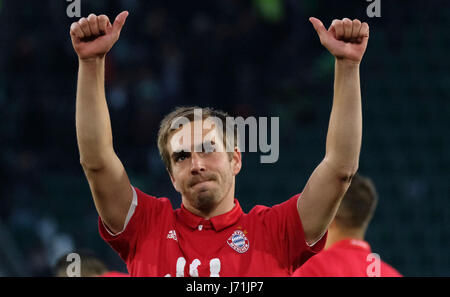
309,17,369,65
70,11,129,61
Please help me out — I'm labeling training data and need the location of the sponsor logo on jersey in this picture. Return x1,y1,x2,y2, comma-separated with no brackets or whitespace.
167,230,178,241
227,230,249,253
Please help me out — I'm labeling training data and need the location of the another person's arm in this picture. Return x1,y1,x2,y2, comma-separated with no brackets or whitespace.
70,12,132,234
298,18,370,245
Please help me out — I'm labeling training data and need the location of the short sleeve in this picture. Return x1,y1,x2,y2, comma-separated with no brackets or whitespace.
252,194,327,274
98,186,173,263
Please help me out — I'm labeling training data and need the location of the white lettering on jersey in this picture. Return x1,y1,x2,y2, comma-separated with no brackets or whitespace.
176,257,186,277
171,257,222,277
209,258,221,277
189,259,201,277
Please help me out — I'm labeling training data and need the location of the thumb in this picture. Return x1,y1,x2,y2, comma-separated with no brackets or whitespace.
309,17,328,39
112,11,129,34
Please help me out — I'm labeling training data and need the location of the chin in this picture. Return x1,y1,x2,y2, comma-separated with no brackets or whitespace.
194,190,220,214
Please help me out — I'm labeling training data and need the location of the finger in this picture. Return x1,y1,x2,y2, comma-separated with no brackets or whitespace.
333,19,345,40
355,22,369,44
78,17,92,37
70,22,85,39
98,14,109,34
87,14,100,36
360,22,370,38
328,24,336,39
351,19,362,41
329,19,341,39
112,11,129,34
343,18,353,40
309,17,328,41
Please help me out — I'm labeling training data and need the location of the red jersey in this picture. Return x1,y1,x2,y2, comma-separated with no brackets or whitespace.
99,271,129,277
98,187,327,277
291,239,402,277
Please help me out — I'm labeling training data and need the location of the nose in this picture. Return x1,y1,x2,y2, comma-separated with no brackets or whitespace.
190,152,206,174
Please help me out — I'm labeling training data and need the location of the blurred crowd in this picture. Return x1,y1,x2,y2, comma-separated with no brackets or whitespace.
1,0,326,276
0,0,449,276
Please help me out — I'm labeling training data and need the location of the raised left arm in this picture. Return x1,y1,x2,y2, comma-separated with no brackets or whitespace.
298,18,370,245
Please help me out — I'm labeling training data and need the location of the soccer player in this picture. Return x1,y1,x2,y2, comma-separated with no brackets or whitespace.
69,12,369,276
292,174,402,277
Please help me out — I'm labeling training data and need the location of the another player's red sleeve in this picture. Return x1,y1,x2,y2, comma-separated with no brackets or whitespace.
99,271,130,277
252,194,327,274
98,187,172,263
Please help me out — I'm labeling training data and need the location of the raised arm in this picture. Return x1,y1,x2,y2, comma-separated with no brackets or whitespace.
298,18,370,245
70,11,132,234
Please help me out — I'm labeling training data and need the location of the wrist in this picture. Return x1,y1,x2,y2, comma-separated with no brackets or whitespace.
78,55,106,66
335,58,361,68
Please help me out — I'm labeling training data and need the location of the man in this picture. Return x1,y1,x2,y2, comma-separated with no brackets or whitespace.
69,11,369,276
292,174,402,277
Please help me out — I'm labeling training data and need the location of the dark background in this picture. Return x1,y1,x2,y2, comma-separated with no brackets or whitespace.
0,0,449,276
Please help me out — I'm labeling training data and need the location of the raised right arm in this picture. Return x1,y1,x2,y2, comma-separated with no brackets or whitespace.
71,12,132,234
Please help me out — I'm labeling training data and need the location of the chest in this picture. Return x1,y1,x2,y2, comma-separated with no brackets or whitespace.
131,219,286,276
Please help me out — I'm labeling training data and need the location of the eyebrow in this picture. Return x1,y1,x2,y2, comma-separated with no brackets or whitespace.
171,150,190,160
171,141,217,158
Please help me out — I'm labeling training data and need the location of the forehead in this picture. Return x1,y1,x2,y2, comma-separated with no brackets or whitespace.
167,119,223,153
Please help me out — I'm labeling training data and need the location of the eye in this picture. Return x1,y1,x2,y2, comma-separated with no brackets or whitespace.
174,151,190,162
176,156,186,162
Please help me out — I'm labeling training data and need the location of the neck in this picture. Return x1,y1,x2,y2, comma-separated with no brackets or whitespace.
325,228,365,250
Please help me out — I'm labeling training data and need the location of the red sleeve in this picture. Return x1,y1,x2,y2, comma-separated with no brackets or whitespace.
251,194,327,274
98,187,173,264
99,271,129,277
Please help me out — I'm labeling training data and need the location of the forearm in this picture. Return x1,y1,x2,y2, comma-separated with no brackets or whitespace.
324,59,362,177
298,18,368,244
76,57,114,169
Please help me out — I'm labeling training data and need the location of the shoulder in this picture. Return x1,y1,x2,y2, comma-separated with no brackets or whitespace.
130,187,176,228
291,251,330,276
134,187,174,210
297,244,351,269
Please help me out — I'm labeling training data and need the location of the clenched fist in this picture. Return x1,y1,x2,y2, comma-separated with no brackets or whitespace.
309,17,369,64
70,11,129,60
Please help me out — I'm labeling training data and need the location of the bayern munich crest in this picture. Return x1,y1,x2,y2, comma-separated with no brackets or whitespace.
227,230,250,253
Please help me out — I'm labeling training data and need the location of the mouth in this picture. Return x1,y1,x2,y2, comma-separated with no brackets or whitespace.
190,177,215,189
191,180,211,188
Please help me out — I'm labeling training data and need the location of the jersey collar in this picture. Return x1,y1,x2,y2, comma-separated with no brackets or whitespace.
177,199,243,232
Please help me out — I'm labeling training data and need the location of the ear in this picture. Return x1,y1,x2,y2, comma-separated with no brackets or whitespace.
231,147,242,176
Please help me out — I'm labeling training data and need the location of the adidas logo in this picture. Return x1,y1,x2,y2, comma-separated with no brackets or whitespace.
167,230,178,241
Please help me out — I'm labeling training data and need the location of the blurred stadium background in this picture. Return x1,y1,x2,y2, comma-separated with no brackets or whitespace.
0,0,449,276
